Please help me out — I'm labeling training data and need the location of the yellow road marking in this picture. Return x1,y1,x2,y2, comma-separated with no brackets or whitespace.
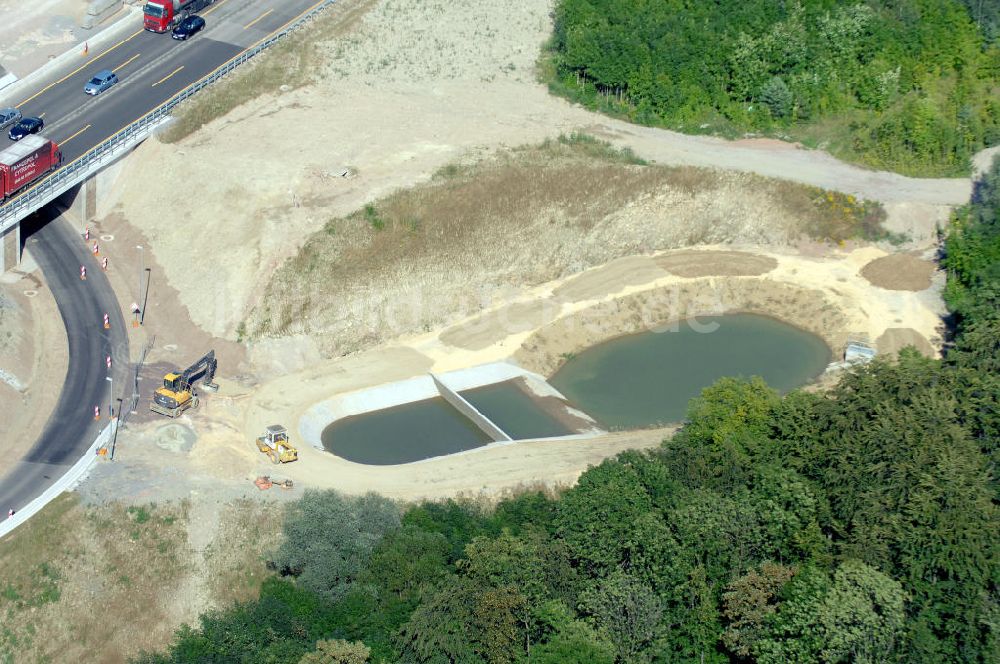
202,0,232,17
116,53,141,70
60,124,91,146
244,8,273,30
17,29,143,107
152,66,184,87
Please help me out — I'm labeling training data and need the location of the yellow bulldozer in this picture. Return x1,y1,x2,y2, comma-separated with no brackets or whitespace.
256,425,298,464
151,350,219,418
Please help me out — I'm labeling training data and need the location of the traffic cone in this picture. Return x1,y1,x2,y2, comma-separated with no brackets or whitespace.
94,406,100,420
102,257,108,271
82,41,89,57
103,313,110,329
92,241,99,256
80,265,87,280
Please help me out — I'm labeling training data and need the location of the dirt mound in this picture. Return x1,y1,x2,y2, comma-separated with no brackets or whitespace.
654,250,778,277
860,254,935,291
876,327,936,358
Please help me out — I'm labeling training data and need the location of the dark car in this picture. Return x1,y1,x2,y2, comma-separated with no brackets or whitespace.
8,116,43,141
172,15,206,40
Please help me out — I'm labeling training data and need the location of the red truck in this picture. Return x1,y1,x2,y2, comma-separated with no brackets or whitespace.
143,0,214,33
0,135,62,201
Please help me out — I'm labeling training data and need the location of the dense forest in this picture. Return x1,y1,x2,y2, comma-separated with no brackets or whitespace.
136,160,1000,663
546,0,1000,176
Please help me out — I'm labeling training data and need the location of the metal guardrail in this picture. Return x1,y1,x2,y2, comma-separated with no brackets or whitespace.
0,0,339,233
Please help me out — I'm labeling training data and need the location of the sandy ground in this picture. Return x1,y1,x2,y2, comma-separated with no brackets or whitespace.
0,259,67,470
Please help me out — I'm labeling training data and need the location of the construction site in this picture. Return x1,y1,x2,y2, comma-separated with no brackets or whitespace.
0,0,983,660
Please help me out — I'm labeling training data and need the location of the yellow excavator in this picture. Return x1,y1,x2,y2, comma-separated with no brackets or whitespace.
151,350,219,418
256,425,298,464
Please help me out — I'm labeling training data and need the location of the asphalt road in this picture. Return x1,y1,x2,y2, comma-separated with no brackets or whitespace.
0,210,128,513
7,0,325,165
0,0,331,513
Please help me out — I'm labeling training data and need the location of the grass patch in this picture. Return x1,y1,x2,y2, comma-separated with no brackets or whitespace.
547,132,648,165
202,500,285,607
160,0,378,143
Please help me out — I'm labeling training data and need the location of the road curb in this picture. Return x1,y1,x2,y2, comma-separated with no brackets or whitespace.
0,6,143,108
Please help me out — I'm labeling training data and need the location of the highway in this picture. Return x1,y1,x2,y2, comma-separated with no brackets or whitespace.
0,0,331,514
6,0,325,166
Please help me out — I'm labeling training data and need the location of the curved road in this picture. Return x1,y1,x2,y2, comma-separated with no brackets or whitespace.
0,0,327,517
0,209,127,513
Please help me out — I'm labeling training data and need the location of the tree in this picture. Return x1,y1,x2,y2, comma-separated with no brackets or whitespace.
578,571,663,662
362,525,450,607
755,562,907,664
663,376,781,491
760,76,793,118
818,561,907,664
299,639,370,664
722,562,797,658
271,490,400,601
555,458,654,573
530,601,615,664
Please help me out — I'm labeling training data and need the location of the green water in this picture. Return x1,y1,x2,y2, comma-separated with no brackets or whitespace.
461,381,575,440
550,314,831,429
321,397,492,465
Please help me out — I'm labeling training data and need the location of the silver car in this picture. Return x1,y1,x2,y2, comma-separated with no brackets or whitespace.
0,107,21,131
84,70,118,96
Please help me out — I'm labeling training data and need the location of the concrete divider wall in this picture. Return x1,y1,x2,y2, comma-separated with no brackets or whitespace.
431,375,512,443
83,0,126,30
0,7,142,106
0,424,111,541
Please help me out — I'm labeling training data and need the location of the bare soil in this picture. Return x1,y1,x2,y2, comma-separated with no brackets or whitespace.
654,250,779,278
0,266,67,471
860,253,937,291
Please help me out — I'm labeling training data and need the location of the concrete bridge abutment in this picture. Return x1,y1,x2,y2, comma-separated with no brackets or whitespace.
0,220,19,272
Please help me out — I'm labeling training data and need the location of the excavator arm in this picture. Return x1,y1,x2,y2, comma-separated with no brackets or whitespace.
179,350,218,392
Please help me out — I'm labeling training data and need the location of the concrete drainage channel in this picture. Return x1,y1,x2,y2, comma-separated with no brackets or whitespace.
301,362,605,466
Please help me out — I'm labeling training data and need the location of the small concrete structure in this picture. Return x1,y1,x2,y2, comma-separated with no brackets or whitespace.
82,0,125,30
844,340,877,364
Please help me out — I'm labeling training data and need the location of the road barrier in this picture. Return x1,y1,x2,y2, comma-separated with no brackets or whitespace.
0,424,111,540
0,0,340,234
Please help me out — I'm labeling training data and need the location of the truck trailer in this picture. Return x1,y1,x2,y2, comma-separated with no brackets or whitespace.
0,135,62,201
143,0,214,33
